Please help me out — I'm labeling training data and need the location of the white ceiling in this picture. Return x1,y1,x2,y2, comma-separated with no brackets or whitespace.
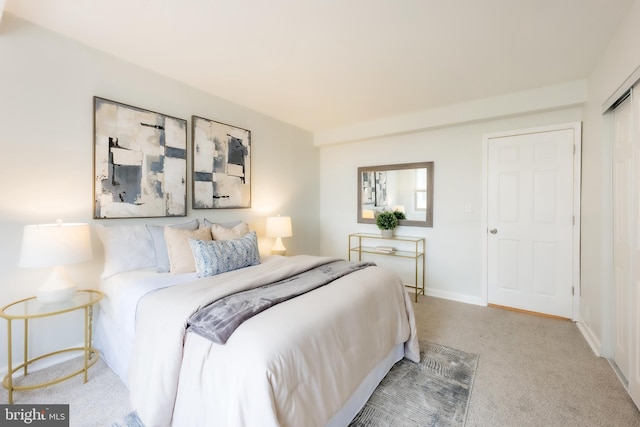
3,0,635,132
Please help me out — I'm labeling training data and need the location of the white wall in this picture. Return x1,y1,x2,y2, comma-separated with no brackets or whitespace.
0,14,319,372
319,107,583,304
318,0,640,362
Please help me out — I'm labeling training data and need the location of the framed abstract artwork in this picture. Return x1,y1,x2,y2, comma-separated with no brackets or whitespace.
93,97,187,218
192,116,251,209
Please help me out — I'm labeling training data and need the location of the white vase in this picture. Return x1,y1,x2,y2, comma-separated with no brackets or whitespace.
380,229,394,238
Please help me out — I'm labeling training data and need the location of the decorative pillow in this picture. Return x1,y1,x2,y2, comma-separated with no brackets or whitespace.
210,222,250,240
95,224,156,279
189,231,260,278
202,219,242,229
146,220,199,272
165,227,212,274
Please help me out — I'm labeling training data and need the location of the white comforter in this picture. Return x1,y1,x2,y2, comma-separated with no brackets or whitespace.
129,255,419,427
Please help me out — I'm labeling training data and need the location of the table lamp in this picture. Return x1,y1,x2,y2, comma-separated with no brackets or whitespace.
19,221,93,304
266,216,292,256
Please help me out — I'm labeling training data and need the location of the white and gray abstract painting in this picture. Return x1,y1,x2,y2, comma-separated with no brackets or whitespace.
192,116,251,209
94,97,187,218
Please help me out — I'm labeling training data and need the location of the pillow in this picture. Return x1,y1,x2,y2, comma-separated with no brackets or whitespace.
165,227,212,274
210,222,250,240
202,219,242,229
189,231,260,278
146,219,199,272
95,224,156,279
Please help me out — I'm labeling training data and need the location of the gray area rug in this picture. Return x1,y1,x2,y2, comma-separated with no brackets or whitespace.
111,341,477,427
349,341,478,427
110,412,144,427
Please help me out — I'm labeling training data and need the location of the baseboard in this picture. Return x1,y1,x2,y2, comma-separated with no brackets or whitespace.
608,358,630,391
424,288,485,306
488,304,571,321
0,341,85,378
576,320,602,357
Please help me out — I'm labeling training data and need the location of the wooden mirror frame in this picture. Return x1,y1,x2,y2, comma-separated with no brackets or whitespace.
357,162,434,227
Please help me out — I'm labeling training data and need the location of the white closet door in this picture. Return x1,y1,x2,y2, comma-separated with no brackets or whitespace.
613,95,632,382
630,87,640,409
612,86,640,410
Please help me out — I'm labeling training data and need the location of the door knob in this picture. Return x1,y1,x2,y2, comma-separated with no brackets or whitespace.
489,228,498,234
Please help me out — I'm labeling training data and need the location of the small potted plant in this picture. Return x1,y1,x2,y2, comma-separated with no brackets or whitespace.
393,210,406,221
376,211,398,238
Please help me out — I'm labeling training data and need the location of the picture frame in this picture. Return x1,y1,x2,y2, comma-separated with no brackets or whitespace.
93,97,187,218
191,116,251,209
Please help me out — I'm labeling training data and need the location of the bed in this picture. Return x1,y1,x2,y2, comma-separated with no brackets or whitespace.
93,221,419,427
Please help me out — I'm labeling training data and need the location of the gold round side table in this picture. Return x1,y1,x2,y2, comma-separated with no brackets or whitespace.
0,289,103,404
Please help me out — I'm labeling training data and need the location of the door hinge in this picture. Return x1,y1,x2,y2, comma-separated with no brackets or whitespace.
573,216,575,226
572,286,575,296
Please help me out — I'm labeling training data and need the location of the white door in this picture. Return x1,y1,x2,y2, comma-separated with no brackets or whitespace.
613,95,632,381
486,127,576,318
632,86,640,409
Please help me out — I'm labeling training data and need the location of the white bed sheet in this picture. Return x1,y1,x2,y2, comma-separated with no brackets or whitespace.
96,255,419,426
94,267,197,385
100,267,198,341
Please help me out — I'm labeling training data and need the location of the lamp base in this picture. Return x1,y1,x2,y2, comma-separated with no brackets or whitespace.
37,286,78,304
36,265,78,304
271,237,287,256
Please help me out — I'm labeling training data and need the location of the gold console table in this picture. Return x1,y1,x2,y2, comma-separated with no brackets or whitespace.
349,233,425,302
1,289,103,404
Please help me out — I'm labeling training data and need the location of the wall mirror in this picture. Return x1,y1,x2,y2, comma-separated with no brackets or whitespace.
357,162,434,227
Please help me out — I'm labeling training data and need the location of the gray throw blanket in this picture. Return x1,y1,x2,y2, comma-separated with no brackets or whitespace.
187,260,376,344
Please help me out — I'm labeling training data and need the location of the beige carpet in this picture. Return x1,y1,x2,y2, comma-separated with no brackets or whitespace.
2,295,639,426
0,356,129,427
417,297,640,427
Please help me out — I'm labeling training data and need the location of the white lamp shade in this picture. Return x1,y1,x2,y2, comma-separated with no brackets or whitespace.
19,222,93,268
266,216,293,238
19,222,92,304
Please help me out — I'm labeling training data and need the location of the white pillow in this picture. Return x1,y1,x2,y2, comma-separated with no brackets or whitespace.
95,224,156,279
146,220,199,272
210,222,250,240
202,219,242,229
165,227,212,274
